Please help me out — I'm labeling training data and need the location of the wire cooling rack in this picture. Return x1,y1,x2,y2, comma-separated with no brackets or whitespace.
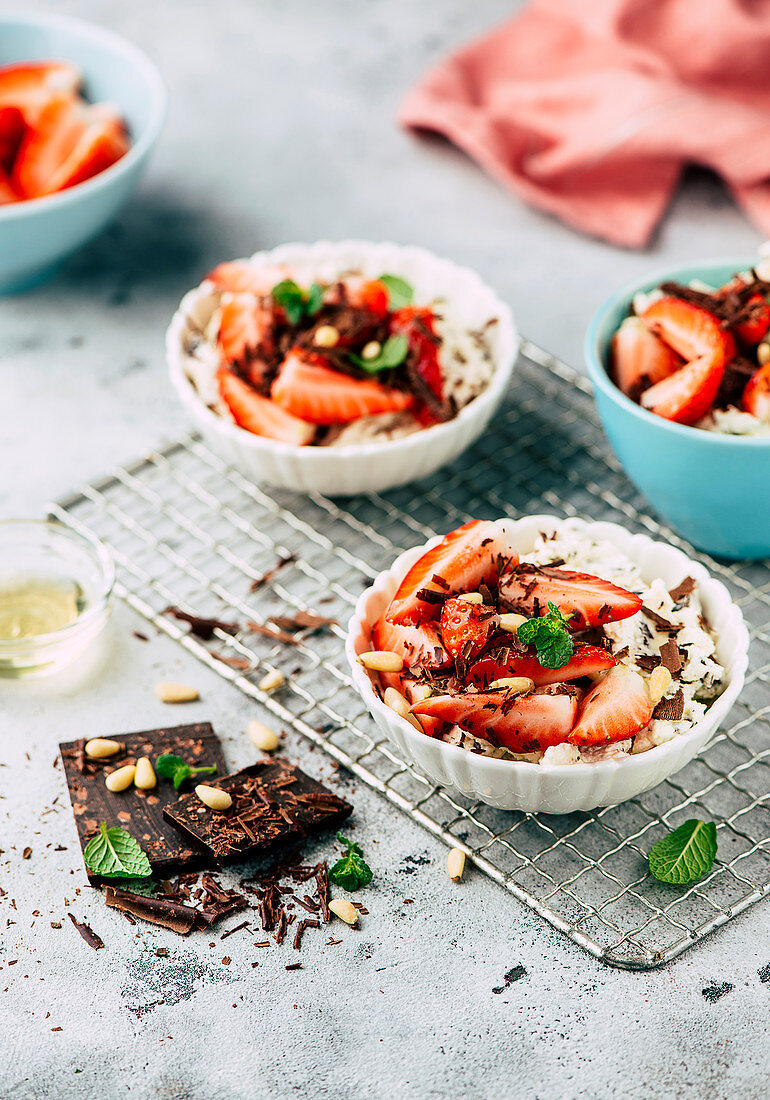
49,341,770,969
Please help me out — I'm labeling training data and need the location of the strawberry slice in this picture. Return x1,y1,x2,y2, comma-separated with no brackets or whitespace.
439,596,497,663
611,316,680,399
391,306,444,402
733,295,770,346
271,350,413,425
207,261,287,296
641,297,734,366
0,61,80,122
217,293,275,383
499,564,642,630
217,368,315,445
13,93,128,198
344,278,389,318
411,688,579,754
0,166,19,204
371,614,449,671
386,520,515,626
640,352,724,425
468,644,616,689
568,665,652,747
743,363,770,422
0,105,25,171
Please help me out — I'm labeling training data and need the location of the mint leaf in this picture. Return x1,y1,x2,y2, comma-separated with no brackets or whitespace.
378,274,414,310
349,334,409,374
306,282,324,317
648,820,717,884
83,824,152,879
516,601,574,670
156,753,217,790
271,279,324,324
329,832,373,891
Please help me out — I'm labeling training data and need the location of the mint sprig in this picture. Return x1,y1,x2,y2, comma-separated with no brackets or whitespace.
271,279,324,325
83,824,152,879
156,753,218,790
648,820,718,885
378,273,414,310
329,833,373,891
516,601,574,670
349,334,408,374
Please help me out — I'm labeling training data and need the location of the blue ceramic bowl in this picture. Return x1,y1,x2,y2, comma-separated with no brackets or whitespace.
0,13,165,293
585,258,770,560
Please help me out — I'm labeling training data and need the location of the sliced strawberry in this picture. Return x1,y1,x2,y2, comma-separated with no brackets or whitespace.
411,688,579,754
0,61,80,122
733,295,770,346
345,278,389,318
468,644,616,689
499,564,642,630
568,665,652,747
640,353,724,425
743,363,770,422
386,520,515,627
271,350,413,425
403,682,445,737
391,306,443,402
207,261,287,296
0,106,25,171
0,166,19,204
13,94,128,198
641,297,734,366
439,596,497,663
371,614,449,671
217,293,275,384
611,316,681,398
217,368,315,445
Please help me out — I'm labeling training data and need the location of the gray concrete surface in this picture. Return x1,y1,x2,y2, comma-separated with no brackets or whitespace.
1,2,769,1097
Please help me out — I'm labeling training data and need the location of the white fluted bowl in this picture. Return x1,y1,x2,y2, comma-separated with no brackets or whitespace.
346,515,749,813
167,240,518,496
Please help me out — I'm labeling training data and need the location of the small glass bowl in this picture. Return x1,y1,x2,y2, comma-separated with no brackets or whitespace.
0,519,115,677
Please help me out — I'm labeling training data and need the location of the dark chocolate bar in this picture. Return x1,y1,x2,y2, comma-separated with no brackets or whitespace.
60,722,227,883
162,759,352,864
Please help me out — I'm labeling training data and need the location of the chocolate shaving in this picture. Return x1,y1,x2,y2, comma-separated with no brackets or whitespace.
244,621,299,646
641,606,682,634
164,606,240,641
274,910,288,945
249,554,297,591
221,920,250,940
285,962,302,970
269,611,338,633
104,888,199,935
668,577,697,604
415,587,446,606
315,863,330,923
659,638,683,676
212,653,253,671
635,654,662,672
67,912,104,950
652,688,685,722
293,917,320,950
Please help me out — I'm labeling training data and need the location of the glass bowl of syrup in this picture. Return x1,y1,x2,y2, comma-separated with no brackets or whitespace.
0,519,115,676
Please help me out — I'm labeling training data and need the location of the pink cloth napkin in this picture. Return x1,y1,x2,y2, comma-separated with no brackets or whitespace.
400,0,770,247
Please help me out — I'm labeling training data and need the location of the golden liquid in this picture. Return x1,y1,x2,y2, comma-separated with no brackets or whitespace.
0,575,81,639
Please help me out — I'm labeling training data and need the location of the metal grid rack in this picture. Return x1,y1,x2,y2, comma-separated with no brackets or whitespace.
50,341,770,970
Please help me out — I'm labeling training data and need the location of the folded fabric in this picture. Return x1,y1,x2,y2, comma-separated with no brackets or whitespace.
400,0,770,247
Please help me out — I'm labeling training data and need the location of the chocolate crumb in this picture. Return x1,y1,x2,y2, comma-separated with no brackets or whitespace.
221,956,231,965
285,962,302,971
22,848,32,860
155,948,168,957
67,913,104,950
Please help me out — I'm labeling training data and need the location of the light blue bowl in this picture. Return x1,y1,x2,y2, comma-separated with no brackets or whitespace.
585,258,770,560
0,13,165,293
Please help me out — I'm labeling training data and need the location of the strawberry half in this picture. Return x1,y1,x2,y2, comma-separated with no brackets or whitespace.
0,61,80,122
217,293,275,381
641,297,734,366
743,363,770,422
0,105,25,172
217,368,315,445
568,665,652,747
640,352,724,425
499,564,642,630
611,316,680,399
271,350,413,425
439,596,497,663
411,688,579,754
386,520,515,626
468,644,616,689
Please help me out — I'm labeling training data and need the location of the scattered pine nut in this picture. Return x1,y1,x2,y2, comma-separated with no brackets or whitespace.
85,738,122,759
134,757,156,790
247,720,280,752
759,341,770,366
105,765,136,793
455,592,484,604
258,669,285,693
195,784,233,811
498,612,527,633
648,665,673,706
358,650,404,673
489,676,535,694
314,324,339,348
329,899,358,925
361,340,381,361
447,848,466,882
156,681,199,703
383,687,424,732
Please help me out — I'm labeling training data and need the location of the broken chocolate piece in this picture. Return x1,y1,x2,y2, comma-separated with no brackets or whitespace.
668,577,696,604
164,606,240,641
249,553,298,591
104,887,199,934
641,606,683,634
67,912,104,950
635,654,662,672
60,723,226,883
163,760,352,865
652,688,685,721
659,638,683,676
268,611,338,633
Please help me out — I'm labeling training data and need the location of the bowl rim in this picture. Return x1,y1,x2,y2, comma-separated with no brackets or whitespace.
585,254,770,448
346,514,749,776
0,11,166,220
167,239,519,460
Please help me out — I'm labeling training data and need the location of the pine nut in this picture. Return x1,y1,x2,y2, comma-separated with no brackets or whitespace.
358,650,404,673
383,687,424,732
455,592,484,604
258,669,285,693
648,665,673,706
156,681,199,703
489,676,535,694
134,756,156,790
105,765,136,793
759,341,770,366
329,898,358,925
447,848,466,882
195,784,233,811
314,324,339,348
85,738,122,759
498,612,527,633
361,340,381,361
247,720,280,752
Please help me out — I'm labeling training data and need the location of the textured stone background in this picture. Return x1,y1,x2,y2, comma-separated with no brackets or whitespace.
1,2,768,1097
